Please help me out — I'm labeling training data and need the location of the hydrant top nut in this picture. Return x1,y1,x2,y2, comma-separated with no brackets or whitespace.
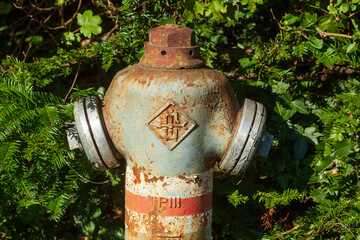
140,24,203,69
149,24,196,47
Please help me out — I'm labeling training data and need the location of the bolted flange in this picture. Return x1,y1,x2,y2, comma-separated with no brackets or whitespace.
66,96,121,171
219,98,271,175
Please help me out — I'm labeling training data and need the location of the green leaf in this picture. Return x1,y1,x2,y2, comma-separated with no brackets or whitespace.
234,10,245,20
293,125,321,159
304,127,321,144
276,175,289,189
333,139,355,158
183,9,194,22
271,82,290,94
311,188,328,203
309,35,323,49
193,1,205,16
346,42,357,54
283,14,298,25
77,10,102,38
25,35,43,45
353,29,360,40
228,190,249,207
61,32,81,46
344,164,354,176
294,136,309,160
0,1,11,15
293,125,309,159
329,126,344,141
276,102,296,121
301,12,317,27
315,155,334,173
327,5,338,14
291,99,309,114
340,3,349,13
318,15,343,32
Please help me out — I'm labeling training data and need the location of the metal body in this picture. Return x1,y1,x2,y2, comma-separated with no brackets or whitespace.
67,24,272,239
102,64,238,239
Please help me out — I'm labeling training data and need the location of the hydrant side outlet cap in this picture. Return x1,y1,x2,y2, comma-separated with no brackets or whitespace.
73,96,121,171
140,24,203,69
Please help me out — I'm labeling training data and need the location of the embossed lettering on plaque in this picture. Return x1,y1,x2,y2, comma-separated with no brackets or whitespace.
147,101,196,150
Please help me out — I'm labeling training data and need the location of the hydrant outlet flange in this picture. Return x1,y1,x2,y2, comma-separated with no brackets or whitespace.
231,101,266,175
219,98,267,174
73,96,120,171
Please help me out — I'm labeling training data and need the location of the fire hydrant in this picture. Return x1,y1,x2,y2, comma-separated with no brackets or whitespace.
66,24,272,239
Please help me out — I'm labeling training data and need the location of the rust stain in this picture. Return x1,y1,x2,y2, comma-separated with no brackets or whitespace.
132,166,141,184
101,24,242,240
139,24,203,69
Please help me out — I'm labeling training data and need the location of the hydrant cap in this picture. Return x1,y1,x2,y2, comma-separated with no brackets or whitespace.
140,24,203,69
149,24,196,47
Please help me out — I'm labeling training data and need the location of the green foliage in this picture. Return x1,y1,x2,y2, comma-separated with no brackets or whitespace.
0,0,360,239
0,1,11,15
77,10,103,38
228,190,249,207
255,189,300,210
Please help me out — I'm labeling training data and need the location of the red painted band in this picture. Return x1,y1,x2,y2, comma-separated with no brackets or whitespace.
125,190,212,216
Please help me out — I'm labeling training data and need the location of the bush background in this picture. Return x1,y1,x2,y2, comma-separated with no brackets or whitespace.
1,0,360,239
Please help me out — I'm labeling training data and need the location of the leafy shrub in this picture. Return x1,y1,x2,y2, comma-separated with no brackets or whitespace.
0,0,360,239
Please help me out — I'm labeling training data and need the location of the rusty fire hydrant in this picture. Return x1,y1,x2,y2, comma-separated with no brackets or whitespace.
66,24,272,239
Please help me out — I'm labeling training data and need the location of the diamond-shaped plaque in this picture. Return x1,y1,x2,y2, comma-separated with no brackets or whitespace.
146,100,196,150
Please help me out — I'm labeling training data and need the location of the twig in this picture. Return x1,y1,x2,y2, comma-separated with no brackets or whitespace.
64,63,81,102
22,42,32,63
270,8,285,31
349,10,360,18
260,44,279,72
58,147,110,185
47,0,82,30
100,23,119,40
316,27,353,39
335,223,356,239
61,54,100,68
29,0,74,11
294,30,309,40
282,223,300,235
309,4,332,16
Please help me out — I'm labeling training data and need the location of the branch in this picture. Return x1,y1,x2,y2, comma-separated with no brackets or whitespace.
282,223,300,235
309,4,333,16
270,8,285,31
47,0,82,30
29,0,74,11
64,63,81,102
316,27,352,39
